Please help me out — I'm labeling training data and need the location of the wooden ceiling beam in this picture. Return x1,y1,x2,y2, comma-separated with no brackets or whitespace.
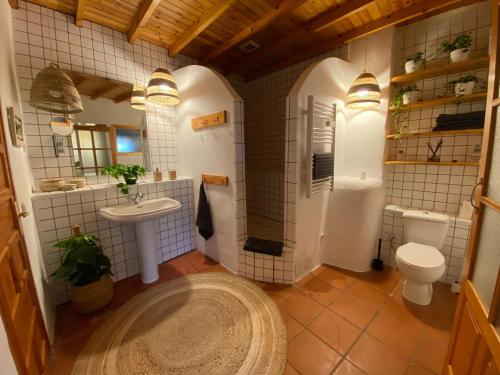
169,0,237,56
75,0,87,27
244,0,470,81
91,83,120,100
128,0,161,44
201,0,310,64
225,0,374,75
8,0,18,9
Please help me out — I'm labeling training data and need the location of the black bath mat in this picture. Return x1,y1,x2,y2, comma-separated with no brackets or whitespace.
244,237,284,257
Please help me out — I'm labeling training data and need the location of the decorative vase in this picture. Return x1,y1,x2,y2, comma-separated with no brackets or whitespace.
427,155,440,162
71,275,113,314
455,81,475,97
450,48,470,63
402,91,419,105
405,60,423,73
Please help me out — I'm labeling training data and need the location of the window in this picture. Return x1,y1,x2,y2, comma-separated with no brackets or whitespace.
71,125,112,176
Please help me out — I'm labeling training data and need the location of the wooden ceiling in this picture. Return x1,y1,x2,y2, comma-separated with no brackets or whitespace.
16,0,483,81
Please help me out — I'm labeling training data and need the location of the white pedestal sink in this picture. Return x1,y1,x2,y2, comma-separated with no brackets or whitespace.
99,197,181,284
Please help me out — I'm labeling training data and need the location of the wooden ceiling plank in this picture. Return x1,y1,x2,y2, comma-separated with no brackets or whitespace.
8,0,19,9
91,82,120,100
225,0,375,75
201,0,311,64
244,0,470,81
169,0,237,56
310,0,373,32
128,0,161,44
75,0,88,27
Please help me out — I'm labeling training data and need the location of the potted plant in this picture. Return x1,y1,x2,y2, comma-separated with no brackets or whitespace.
405,52,426,73
392,85,420,106
102,164,147,195
441,32,472,63
51,226,113,314
448,75,478,97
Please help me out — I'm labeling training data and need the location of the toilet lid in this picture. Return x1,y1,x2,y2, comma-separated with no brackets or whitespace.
397,242,445,269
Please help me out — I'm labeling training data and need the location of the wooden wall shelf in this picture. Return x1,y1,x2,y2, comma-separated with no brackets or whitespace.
202,174,229,186
389,92,487,112
384,160,479,166
391,56,489,84
386,128,483,139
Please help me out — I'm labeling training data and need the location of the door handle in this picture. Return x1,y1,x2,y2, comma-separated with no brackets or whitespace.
18,210,30,218
470,178,483,210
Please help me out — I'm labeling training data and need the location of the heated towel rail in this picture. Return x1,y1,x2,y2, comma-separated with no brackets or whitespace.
306,95,336,198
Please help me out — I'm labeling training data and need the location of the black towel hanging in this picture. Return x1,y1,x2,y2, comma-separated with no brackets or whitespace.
196,182,214,240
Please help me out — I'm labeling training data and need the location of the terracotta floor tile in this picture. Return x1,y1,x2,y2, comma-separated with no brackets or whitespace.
367,309,424,357
329,293,379,329
159,255,199,277
413,318,452,374
346,280,388,307
298,277,342,306
199,264,231,273
317,267,356,290
348,334,411,375
284,362,301,375
261,283,296,303
309,309,361,355
334,359,367,374
361,267,402,294
183,250,218,271
295,273,315,287
281,312,305,342
288,330,342,375
406,362,438,375
279,289,325,325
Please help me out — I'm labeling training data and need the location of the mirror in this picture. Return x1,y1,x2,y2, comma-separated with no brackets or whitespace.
59,71,148,177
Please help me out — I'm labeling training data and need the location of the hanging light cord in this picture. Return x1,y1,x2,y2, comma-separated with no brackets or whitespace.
363,37,367,72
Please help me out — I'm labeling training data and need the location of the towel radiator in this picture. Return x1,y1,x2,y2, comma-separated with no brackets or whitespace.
305,95,336,198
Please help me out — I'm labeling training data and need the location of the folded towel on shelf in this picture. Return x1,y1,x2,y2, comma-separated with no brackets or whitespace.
244,237,283,257
313,152,334,180
433,111,485,131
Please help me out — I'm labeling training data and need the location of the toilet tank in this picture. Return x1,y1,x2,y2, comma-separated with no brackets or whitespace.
403,210,449,249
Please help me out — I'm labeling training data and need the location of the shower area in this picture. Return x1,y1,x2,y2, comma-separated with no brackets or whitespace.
241,77,287,244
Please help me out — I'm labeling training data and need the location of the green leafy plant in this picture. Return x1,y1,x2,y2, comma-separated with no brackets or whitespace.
101,164,147,195
391,85,419,139
441,32,472,52
448,74,479,85
405,51,426,63
51,229,112,287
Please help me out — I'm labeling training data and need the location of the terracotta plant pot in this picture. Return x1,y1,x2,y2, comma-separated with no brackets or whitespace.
450,48,470,63
71,275,114,314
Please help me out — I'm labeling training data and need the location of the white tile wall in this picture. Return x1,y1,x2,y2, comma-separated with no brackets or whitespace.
32,178,195,304
380,205,471,284
11,0,196,187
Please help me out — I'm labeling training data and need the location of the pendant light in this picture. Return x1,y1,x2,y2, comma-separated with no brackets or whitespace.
146,68,180,106
345,38,381,110
29,1,82,114
130,83,146,111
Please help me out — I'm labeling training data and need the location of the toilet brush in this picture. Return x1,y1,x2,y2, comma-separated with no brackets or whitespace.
371,238,384,272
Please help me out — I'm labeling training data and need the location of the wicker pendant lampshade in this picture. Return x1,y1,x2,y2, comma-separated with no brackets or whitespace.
345,72,381,109
146,68,180,106
30,63,83,114
131,83,146,111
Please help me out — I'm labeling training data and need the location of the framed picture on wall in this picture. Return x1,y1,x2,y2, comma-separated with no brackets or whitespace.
6,106,24,147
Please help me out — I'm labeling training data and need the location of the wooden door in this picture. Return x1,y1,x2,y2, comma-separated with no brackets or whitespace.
443,1,500,374
0,106,49,374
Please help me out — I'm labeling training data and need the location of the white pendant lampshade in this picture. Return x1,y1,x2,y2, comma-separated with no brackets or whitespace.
131,83,146,111
345,72,381,109
146,68,180,106
29,63,83,114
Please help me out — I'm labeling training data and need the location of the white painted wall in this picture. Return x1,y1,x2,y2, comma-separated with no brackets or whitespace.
174,65,243,272
287,29,393,279
0,320,17,375
0,0,54,344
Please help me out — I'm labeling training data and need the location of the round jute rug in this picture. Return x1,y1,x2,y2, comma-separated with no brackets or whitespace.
72,272,287,375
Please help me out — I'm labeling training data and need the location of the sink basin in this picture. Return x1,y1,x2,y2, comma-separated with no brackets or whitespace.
99,197,181,284
100,197,181,224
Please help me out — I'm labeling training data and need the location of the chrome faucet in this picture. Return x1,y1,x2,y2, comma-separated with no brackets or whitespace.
129,191,144,204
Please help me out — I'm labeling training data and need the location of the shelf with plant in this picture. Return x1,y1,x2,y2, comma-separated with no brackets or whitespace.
384,160,480,166
386,128,483,139
389,91,487,112
390,85,421,139
101,164,147,195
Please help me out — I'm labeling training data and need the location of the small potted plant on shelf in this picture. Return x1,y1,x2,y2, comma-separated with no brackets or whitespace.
392,85,420,106
441,32,472,63
448,74,479,97
102,164,147,195
51,226,113,314
405,51,426,73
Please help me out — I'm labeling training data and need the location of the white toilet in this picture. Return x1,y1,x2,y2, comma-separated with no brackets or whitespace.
396,210,449,306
